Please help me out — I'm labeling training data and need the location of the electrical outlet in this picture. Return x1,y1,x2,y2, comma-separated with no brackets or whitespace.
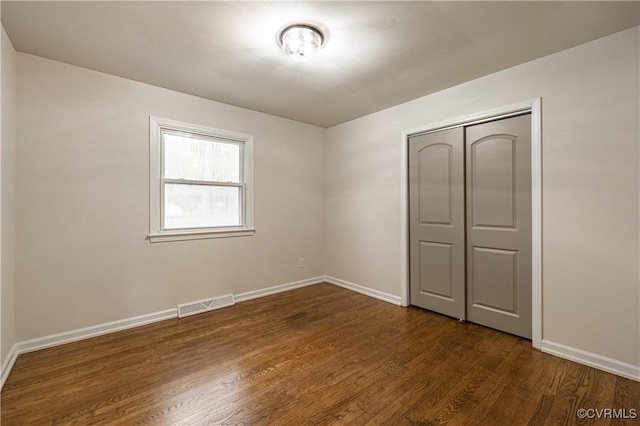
298,258,305,268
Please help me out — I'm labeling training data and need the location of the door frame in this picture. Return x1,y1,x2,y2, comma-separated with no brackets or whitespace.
400,98,542,349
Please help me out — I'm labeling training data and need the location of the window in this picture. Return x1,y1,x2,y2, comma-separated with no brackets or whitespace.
149,117,254,242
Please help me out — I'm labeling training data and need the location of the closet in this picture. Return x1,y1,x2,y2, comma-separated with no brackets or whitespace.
409,114,532,339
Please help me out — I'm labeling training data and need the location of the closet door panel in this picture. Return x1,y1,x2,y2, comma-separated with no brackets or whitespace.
465,114,532,339
409,128,465,319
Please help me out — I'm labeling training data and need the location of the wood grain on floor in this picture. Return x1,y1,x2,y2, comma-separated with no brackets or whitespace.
2,283,638,425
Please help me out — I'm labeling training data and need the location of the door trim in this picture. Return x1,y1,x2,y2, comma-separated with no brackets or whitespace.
400,98,542,349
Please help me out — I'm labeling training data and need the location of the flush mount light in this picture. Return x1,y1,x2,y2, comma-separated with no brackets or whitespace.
278,24,325,61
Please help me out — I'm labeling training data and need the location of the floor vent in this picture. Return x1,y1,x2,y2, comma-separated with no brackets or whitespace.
178,294,235,318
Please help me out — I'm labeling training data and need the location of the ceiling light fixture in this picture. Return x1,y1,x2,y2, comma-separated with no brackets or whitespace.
278,24,325,61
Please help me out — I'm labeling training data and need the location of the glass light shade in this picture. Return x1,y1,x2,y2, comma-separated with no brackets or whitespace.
280,25,324,61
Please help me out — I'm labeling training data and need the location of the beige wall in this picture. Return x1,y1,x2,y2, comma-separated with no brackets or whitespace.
15,54,325,341
7,23,640,375
1,26,17,365
325,27,640,367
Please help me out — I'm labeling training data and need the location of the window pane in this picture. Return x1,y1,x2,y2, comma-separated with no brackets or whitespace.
163,133,240,182
164,184,241,229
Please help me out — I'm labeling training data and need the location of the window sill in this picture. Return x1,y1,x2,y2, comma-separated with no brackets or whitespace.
148,228,256,243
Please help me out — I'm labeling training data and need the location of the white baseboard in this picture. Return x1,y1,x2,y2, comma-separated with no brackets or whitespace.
0,276,326,391
13,276,326,359
234,276,325,302
1,343,19,389
324,275,402,306
3,278,637,392
16,308,178,356
541,340,640,382
2,311,177,392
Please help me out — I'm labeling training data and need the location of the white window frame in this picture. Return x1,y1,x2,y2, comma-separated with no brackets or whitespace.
148,116,255,242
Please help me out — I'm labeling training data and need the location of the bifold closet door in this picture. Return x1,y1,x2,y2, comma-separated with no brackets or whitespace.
409,128,466,320
465,115,532,338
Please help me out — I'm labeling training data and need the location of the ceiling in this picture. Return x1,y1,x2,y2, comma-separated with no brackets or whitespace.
2,1,638,128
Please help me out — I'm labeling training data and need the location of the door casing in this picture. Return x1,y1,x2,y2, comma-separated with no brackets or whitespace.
400,98,542,349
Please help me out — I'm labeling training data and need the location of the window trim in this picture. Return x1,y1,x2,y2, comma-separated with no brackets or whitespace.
149,116,254,242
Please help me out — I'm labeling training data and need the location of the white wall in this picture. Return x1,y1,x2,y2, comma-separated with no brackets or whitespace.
1,25,17,366
325,27,640,367
7,22,639,378
15,54,325,341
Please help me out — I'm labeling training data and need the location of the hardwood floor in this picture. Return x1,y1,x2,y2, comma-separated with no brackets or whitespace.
2,283,638,425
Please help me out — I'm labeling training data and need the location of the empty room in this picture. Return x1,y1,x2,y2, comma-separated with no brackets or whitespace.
1,1,639,425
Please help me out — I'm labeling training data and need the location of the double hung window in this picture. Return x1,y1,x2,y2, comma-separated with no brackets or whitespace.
149,117,254,242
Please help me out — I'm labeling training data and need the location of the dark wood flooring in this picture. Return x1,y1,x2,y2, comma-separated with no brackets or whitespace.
1,283,638,425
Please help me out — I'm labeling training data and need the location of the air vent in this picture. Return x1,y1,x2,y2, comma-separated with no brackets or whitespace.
178,294,235,318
